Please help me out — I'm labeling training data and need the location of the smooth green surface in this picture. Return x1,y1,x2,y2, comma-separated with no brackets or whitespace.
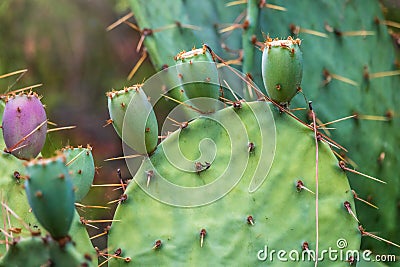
262,42,303,103
25,157,75,239
62,146,95,201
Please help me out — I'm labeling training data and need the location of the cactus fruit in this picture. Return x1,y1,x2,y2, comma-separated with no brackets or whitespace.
24,156,75,240
262,37,303,104
61,145,95,201
174,45,220,113
1,92,47,160
0,236,94,267
107,101,360,266
107,86,158,154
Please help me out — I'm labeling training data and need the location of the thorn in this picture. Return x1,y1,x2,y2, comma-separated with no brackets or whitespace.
161,94,205,114
106,12,134,31
74,203,110,210
5,119,48,154
247,215,254,225
359,225,400,248
2,84,43,96
355,114,390,121
0,69,28,79
343,201,360,222
103,119,113,127
104,154,142,161
146,170,154,188
152,239,162,250
317,115,357,128
352,190,378,209
46,125,76,133
200,228,206,247
107,194,128,204
248,142,255,153
92,183,128,188
339,161,386,184
341,30,375,37
117,169,126,192
289,24,328,38
80,217,121,224
128,50,147,81
296,180,315,194
66,149,86,166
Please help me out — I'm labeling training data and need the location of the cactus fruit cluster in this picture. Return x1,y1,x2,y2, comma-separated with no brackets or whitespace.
0,0,399,266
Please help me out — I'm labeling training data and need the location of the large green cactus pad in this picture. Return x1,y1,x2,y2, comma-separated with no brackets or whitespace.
108,101,360,266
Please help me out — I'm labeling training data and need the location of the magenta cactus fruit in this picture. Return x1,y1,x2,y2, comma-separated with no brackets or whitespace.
1,92,47,160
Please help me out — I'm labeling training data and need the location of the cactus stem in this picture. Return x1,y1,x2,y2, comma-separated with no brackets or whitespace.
46,125,76,133
296,180,315,194
128,50,147,81
103,154,142,162
351,190,378,209
5,119,47,154
338,161,386,184
200,229,207,247
152,240,162,250
358,225,400,248
343,201,360,223
246,216,254,225
106,12,134,32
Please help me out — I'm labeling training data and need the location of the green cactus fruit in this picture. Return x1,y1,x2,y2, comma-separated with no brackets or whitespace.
108,101,360,266
0,236,94,267
174,45,220,113
262,37,303,104
107,86,158,154
61,145,95,201
24,156,75,240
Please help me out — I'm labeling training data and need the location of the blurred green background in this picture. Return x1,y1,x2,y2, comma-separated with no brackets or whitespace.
0,0,157,251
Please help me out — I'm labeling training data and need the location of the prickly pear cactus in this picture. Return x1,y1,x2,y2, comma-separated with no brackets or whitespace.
0,101,96,264
107,100,360,266
128,0,400,257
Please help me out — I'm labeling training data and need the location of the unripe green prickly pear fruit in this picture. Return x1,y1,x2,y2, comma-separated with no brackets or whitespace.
174,45,220,113
262,37,303,104
107,85,158,154
24,156,75,240
60,145,95,202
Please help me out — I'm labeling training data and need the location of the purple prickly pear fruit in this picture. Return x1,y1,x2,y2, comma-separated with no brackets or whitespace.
1,92,47,160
